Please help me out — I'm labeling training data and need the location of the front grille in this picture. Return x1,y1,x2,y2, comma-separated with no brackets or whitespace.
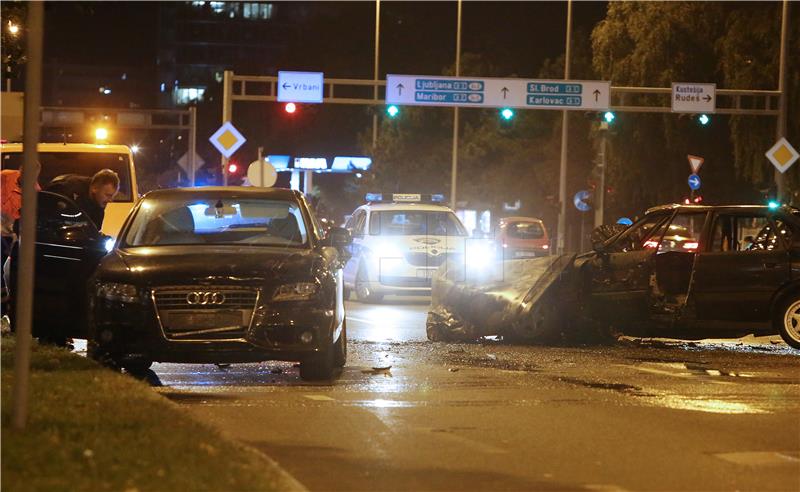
405,252,456,267
152,286,258,341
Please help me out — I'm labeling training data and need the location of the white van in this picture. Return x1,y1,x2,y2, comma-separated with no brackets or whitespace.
0,143,139,239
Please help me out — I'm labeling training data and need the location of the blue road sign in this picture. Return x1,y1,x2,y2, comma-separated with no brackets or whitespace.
415,79,484,92
527,95,582,107
574,190,592,212
688,174,701,191
415,92,484,104
527,82,582,94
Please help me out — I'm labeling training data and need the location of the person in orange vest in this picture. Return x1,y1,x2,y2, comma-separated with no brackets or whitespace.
1,168,39,328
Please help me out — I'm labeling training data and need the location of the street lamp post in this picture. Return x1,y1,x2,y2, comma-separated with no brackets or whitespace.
556,0,573,254
774,0,790,200
450,0,462,210
371,0,380,148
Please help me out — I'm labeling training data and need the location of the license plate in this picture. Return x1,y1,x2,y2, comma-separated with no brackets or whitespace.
515,251,536,258
165,311,243,330
416,268,436,279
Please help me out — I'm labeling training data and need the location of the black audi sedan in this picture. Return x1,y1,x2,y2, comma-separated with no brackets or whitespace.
22,186,351,380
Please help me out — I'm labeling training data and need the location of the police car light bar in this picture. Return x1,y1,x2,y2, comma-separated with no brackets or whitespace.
365,193,446,204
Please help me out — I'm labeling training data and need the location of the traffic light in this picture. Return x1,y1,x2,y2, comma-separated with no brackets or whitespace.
603,111,616,124
697,114,710,126
284,102,297,114
386,105,400,118
500,108,514,121
227,162,239,174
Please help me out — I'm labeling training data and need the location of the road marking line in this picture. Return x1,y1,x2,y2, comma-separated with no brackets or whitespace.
304,395,335,401
623,365,692,378
714,451,800,466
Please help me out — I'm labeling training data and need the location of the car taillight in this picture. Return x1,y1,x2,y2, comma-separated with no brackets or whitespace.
542,244,549,250
682,242,699,251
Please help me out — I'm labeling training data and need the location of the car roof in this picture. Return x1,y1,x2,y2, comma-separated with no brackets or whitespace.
0,143,134,154
645,203,780,215
357,202,456,213
500,216,544,223
142,186,302,201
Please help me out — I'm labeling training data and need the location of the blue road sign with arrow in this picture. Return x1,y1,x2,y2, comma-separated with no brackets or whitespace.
688,174,701,191
574,190,592,212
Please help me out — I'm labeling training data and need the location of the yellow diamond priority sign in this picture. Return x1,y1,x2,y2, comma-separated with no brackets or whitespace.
766,137,799,174
210,121,246,158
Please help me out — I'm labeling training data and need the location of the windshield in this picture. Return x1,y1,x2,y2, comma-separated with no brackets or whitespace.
507,221,544,239
123,197,309,248
369,210,467,236
1,151,133,202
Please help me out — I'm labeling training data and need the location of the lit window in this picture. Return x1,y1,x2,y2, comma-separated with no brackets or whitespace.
209,1,225,13
173,87,206,105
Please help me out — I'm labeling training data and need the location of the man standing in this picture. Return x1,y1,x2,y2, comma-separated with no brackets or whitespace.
45,169,120,230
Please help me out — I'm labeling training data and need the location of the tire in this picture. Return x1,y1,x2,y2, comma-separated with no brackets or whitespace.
121,359,153,373
299,347,335,381
775,296,800,349
355,263,383,303
334,320,347,368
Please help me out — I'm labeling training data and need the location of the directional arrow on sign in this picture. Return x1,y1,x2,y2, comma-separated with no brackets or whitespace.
688,174,701,191
593,89,601,102
282,82,291,90
501,87,509,99
396,83,405,96
703,94,712,102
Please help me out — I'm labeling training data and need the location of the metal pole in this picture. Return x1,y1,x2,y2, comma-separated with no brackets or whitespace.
450,0,462,210
188,106,197,186
12,1,43,431
556,0,573,254
594,128,606,227
372,0,381,148
222,70,233,186
774,0,789,200
304,170,313,194
257,146,264,187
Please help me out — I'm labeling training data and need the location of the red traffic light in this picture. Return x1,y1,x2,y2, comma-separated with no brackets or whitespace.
227,163,239,174
284,102,297,114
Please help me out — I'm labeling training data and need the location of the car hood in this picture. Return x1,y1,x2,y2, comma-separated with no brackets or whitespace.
98,245,320,286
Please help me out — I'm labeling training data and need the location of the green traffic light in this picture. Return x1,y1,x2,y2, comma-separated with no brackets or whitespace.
698,114,710,125
500,108,514,120
603,111,615,123
386,105,399,118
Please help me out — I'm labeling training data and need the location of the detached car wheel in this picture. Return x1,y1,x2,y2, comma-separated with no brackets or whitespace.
300,346,335,381
776,297,800,349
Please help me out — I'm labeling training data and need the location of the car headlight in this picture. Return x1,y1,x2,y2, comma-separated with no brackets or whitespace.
104,237,115,252
466,241,496,270
272,282,318,301
97,282,140,303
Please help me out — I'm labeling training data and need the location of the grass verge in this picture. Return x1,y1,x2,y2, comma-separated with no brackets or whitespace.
1,336,302,492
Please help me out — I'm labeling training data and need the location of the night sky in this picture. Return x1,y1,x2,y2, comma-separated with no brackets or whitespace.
43,1,608,79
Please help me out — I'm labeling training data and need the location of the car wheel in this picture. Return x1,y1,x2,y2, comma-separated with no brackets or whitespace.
356,263,383,303
776,296,800,349
121,359,153,373
334,320,347,368
299,347,334,381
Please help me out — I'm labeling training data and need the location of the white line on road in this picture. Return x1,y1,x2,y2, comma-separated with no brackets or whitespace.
304,395,335,401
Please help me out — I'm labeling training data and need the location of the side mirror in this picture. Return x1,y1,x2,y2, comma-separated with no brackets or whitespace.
323,227,352,249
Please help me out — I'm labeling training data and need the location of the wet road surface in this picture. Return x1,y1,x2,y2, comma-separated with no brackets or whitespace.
139,298,800,491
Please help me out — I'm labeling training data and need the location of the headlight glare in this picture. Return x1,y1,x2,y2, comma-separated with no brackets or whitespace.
273,282,318,301
97,282,139,303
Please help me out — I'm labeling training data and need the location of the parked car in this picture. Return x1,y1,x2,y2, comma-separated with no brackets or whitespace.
495,216,551,259
20,187,352,380
579,203,800,348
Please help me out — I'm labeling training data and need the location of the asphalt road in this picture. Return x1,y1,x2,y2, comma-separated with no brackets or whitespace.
140,298,800,491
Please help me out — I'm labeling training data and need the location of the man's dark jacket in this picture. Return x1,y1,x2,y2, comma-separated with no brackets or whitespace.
44,175,104,229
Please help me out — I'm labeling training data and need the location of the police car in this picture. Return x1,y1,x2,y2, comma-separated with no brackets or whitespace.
343,193,493,302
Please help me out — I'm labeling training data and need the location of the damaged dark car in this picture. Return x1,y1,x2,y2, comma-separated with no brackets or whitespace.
428,204,800,350
80,187,351,380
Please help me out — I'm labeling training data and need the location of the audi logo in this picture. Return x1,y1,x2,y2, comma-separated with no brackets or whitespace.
186,291,226,305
